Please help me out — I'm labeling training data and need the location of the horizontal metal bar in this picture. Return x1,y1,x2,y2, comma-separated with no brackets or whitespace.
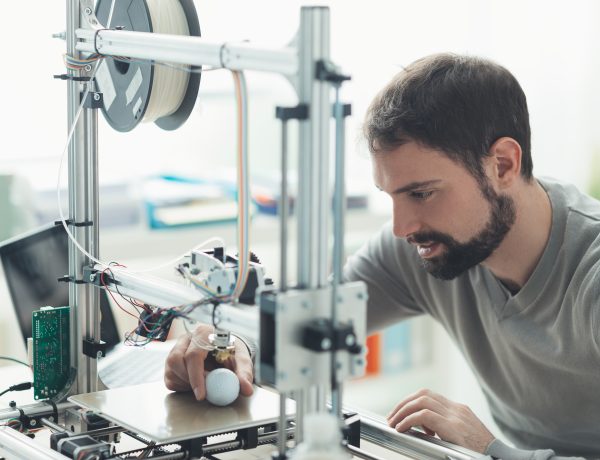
346,444,387,460
358,412,485,460
0,426,68,460
92,265,259,342
0,402,76,423
76,28,298,75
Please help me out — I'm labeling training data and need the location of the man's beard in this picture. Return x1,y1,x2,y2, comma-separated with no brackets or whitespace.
410,182,516,280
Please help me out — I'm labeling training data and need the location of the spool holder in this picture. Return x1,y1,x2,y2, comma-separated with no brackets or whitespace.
94,0,201,132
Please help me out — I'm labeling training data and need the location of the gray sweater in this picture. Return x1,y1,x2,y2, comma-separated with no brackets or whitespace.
343,177,600,459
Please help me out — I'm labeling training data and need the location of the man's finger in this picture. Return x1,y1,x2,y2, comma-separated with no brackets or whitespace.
184,332,210,400
388,395,447,428
164,334,193,391
233,351,254,397
394,409,445,435
164,369,192,392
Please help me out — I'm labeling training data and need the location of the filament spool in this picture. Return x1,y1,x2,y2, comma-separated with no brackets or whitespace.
95,0,201,132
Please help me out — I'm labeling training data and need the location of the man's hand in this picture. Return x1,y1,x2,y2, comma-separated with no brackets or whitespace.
164,324,254,401
387,389,495,453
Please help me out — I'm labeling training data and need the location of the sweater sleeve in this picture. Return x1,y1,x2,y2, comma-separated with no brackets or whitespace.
486,439,587,460
343,222,424,334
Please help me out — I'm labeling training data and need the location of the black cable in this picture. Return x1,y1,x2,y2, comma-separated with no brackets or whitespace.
0,382,33,398
0,356,29,367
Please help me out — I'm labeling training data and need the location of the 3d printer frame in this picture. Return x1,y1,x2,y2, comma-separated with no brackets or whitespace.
0,2,486,459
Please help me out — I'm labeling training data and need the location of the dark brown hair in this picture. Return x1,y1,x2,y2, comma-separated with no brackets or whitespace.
364,53,532,181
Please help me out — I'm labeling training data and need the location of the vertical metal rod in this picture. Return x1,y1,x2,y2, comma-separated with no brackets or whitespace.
278,118,289,457
294,389,304,445
330,84,346,419
278,393,287,456
84,83,101,392
280,120,289,293
66,0,82,395
67,0,101,395
297,7,330,290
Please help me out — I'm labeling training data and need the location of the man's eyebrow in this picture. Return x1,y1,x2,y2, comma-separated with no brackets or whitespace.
390,180,441,195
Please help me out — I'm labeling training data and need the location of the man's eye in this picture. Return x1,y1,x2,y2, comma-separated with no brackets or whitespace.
410,190,434,200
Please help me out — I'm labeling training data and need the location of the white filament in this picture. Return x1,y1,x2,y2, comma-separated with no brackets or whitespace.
143,0,191,122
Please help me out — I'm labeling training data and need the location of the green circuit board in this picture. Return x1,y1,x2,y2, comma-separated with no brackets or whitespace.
32,306,70,400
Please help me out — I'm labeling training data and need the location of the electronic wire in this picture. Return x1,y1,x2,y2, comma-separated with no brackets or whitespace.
0,356,29,367
57,2,252,306
230,70,251,302
57,0,116,271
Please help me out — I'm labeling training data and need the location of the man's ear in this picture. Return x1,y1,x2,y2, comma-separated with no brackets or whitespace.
487,137,522,189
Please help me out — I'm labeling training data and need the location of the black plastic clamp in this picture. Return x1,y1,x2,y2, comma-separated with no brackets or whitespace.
17,408,31,430
44,399,59,424
57,276,87,285
333,103,352,118
237,426,259,450
83,92,104,109
315,60,351,83
275,104,309,121
54,219,94,228
53,74,92,82
301,318,362,354
82,338,108,359
343,412,361,448
182,436,207,457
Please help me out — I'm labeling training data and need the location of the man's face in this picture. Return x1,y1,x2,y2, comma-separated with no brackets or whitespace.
372,141,516,280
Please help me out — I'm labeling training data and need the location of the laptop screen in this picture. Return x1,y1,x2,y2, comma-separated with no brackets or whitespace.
0,224,120,350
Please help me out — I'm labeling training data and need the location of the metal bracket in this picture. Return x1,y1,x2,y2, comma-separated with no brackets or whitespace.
258,282,368,391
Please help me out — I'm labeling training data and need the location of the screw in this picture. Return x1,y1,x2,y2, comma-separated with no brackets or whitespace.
84,64,92,72
96,351,103,359
357,292,364,300
336,362,343,370
84,7,92,15
356,358,364,366
30,419,37,427
301,367,310,376
89,273,96,282
93,93,100,101
321,338,332,350
345,334,356,347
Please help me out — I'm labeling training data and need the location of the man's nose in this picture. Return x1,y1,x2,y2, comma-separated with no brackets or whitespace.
392,205,421,239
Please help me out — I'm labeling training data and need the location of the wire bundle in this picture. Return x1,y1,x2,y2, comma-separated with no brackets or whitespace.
57,1,254,350
99,264,210,347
